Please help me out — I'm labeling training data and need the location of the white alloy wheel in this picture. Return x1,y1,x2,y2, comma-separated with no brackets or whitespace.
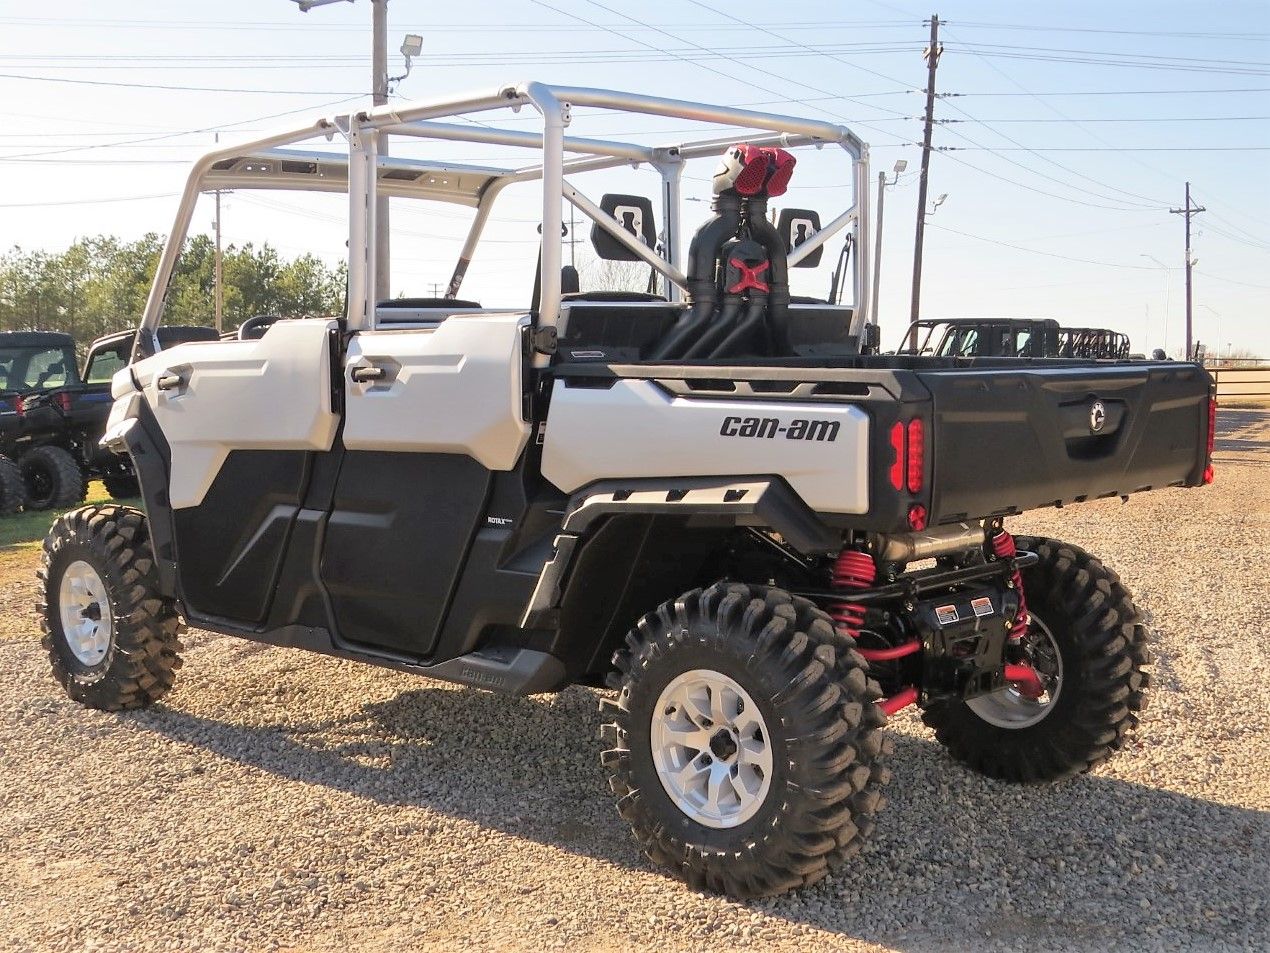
650,668,773,829
58,559,114,667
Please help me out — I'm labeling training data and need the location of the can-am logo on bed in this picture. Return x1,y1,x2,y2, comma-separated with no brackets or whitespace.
719,416,840,442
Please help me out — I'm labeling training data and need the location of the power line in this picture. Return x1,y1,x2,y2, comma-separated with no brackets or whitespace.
0,192,178,209
0,96,362,161
949,86,1270,96
926,222,1157,269
948,21,1270,40
0,72,363,95
942,145,1270,151
525,0,911,145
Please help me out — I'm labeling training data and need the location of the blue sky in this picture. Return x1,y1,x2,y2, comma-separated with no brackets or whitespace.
0,0,1266,354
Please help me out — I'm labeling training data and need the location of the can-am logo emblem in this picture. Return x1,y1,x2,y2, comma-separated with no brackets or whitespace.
1089,400,1107,433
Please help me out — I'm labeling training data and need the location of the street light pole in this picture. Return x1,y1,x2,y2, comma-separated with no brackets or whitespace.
372,0,390,302
870,159,907,337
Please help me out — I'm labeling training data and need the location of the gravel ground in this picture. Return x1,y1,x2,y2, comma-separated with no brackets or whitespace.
0,410,1266,953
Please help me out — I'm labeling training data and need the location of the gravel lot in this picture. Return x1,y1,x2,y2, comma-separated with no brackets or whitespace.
1,410,1266,953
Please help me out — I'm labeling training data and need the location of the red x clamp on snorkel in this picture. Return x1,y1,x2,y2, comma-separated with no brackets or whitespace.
727,257,770,294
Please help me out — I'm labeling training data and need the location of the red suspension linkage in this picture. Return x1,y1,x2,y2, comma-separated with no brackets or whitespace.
830,547,921,715
828,548,876,639
991,528,1029,643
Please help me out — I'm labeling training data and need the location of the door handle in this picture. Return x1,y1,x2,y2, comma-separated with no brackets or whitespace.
351,365,387,383
156,373,184,392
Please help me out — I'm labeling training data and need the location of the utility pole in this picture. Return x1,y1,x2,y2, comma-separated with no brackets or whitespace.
290,0,391,301
871,159,907,336
1170,181,1204,361
909,13,941,339
213,132,224,334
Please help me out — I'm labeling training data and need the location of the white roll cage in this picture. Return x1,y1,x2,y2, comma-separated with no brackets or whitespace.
138,82,872,360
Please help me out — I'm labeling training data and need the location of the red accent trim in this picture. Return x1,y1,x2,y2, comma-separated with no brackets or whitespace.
828,548,875,638
879,686,918,716
726,257,770,294
992,529,1029,643
1204,398,1216,484
1004,663,1044,699
730,144,770,196
858,640,922,662
762,146,797,197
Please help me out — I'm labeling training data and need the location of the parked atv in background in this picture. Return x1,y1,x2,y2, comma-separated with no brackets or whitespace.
902,317,1132,360
14,327,218,508
0,331,82,513
37,85,1214,899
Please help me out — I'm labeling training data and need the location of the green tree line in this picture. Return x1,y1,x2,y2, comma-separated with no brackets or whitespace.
0,235,346,351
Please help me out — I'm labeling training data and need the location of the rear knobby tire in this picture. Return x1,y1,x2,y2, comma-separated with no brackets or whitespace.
21,445,86,510
922,535,1152,783
39,504,185,711
0,454,24,515
601,583,893,898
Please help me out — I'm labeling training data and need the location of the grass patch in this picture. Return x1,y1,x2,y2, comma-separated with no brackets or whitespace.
0,483,118,550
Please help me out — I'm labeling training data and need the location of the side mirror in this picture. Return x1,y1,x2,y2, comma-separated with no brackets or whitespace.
591,194,656,261
776,208,823,268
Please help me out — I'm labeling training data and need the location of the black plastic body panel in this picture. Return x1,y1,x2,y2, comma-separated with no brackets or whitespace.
916,362,1211,524
172,449,314,623
320,450,492,656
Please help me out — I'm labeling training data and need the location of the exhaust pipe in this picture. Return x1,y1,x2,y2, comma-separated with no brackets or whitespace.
871,522,986,564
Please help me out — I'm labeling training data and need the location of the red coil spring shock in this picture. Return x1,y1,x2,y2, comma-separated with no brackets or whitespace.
828,549,876,640
991,528,1029,643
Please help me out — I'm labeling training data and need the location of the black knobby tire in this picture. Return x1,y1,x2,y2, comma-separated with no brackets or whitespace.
39,504,185,711
0,454,25,515
922,535,1152,783
20,445,86,510
102,473,141,499
601,583,893,898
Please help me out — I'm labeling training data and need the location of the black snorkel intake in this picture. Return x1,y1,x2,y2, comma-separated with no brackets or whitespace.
654,143,797,360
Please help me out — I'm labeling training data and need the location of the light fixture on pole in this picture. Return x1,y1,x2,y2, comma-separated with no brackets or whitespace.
389,33,423,93
926,193,947,216
871,159,907,334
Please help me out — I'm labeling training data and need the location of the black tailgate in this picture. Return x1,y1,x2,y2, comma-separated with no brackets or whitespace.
917,362,1212,525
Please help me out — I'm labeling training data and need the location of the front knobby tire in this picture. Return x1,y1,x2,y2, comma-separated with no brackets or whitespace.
39,504,185,711
102,473,141,499
922,535,1152,783
0,454,25,515
601,583,893,898
21,445,86,510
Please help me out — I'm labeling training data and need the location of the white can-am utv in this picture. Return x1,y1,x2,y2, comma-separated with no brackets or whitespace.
38,83,1213,898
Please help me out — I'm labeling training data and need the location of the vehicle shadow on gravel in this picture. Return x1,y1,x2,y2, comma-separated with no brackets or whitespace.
140,682,1267,949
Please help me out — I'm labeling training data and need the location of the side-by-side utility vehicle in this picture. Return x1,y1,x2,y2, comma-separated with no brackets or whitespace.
38,84,1214,898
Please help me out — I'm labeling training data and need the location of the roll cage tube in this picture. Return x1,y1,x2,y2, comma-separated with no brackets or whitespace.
131,82,872,361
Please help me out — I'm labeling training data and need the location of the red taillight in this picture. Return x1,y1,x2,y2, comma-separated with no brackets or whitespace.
1204,398,1217,485
56,392,72,412
906,418,924,493
14,396,25,417
888,421,905,491
907,504,928,531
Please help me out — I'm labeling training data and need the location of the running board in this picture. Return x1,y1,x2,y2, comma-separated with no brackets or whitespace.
188,615,568,696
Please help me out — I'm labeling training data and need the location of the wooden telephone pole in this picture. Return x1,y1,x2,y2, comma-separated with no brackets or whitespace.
1170,182,1204,360
909,13,942,336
